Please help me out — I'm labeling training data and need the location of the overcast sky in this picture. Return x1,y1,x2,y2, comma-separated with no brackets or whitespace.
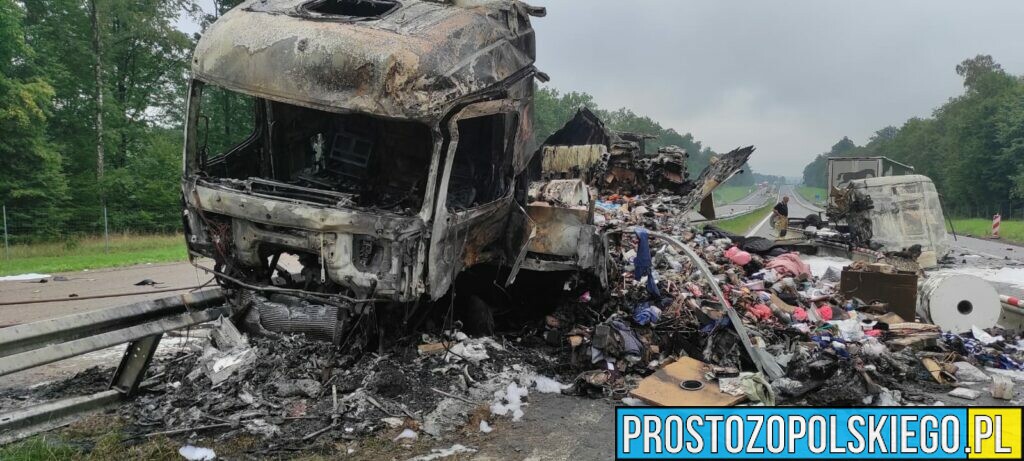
527,0,1024,176
180,0,1024,176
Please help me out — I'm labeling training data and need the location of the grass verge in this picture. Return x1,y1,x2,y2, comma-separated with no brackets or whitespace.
795,185,827,206
709,203,774,235
0,414,454,460
948,218,1024,245
0,234,187,276
0,416,185,461
0,436,80,461
712,186,755,205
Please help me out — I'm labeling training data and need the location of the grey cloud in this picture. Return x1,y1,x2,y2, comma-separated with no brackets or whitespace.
531,0,1024,176
177,0,1024,176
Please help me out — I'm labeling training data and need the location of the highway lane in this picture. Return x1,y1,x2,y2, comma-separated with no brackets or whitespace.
746,185,819,238
688,186,772,222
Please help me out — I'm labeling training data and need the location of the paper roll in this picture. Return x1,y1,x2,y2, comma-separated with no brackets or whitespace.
918,274,1001,333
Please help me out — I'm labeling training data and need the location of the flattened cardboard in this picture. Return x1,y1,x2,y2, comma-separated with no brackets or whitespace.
629,357,746,407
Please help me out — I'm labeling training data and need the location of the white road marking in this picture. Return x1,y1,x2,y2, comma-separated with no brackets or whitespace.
787,186,823,212
746,189,782,238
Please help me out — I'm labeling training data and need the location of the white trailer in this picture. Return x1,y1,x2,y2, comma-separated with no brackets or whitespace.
827,157,915,191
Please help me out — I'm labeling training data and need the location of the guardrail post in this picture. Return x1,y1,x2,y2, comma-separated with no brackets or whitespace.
103,205,110,253
2,204,8,260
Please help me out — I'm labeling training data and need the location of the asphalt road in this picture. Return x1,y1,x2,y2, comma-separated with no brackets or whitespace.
689,186,772,222
746,185,822,238
715,187,772,217
0,261,211,326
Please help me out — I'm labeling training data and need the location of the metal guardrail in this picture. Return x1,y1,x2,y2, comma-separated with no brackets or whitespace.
0,289,226,444
691,193,773,226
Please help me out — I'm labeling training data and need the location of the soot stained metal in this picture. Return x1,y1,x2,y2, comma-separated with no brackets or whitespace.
180,0,752,343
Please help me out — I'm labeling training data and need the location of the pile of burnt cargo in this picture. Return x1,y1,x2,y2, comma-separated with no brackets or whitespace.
549,195,1022,408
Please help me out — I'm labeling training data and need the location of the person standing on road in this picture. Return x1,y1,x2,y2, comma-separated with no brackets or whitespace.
772,196,790,237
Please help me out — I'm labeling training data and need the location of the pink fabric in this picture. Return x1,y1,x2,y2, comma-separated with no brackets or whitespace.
865,329,882,337
765,252,811,278
749,303,773,320
728,250,752,266
817,305,833,321
792,307,807,322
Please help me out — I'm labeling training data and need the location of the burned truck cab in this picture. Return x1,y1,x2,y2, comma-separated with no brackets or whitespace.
181,0,546,304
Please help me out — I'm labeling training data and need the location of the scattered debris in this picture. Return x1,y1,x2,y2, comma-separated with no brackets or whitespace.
0,273,50,282
990,376,1015,400
407,444,477,461
948,388,981,400
394,428,418,443
954,361,991,383
490,382,529,422
178,445,216,461
532,376,568,394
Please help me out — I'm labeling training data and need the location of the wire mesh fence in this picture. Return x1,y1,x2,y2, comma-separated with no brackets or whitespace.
2,204,183,259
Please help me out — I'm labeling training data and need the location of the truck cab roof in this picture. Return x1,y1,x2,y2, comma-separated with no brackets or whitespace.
192,0,542,122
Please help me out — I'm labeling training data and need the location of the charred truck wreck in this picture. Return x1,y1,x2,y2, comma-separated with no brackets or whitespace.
181,0,750,344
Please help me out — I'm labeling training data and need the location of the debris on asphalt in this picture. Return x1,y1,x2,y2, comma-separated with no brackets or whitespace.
948,387,982,400
407,444,477,461
953,361,992,383
990,376,1015,400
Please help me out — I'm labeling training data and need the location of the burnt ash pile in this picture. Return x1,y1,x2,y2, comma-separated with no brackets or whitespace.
111,325,570,449
0,366,111,411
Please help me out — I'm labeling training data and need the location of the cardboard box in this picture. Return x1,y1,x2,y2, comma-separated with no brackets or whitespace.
840,269,918,322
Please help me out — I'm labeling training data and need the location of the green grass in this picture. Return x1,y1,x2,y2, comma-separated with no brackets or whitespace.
710,203,774,235
0,234,187,276
796,185,827,206
948,218,1024,245
712,186,755,205
0,436,80,461
0,416,185,461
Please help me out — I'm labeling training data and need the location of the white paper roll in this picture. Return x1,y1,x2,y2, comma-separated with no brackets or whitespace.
918,274,1001,333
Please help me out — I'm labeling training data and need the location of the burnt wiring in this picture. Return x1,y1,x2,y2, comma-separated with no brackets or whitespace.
188,255,387,306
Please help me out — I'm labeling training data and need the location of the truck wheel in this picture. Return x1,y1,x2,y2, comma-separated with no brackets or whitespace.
461,294,495,336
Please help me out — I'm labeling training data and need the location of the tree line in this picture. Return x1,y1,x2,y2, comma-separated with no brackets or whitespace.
802,55,1024,214
1,0,244,240
0,0,772,242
